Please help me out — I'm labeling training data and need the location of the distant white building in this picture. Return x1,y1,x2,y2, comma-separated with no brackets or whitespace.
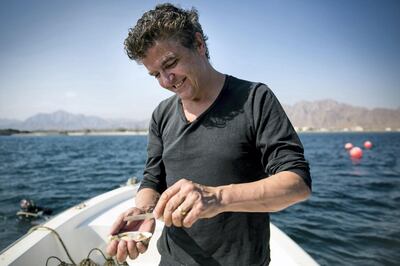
352,126,364,132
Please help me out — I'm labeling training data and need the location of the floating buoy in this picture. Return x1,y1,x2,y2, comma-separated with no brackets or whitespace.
364,140,373,149
344,143,353,150
349,147,363,159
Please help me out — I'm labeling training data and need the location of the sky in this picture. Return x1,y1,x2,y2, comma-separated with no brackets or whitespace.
0,0,399,120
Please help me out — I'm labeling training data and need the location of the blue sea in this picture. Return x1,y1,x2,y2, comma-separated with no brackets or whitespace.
0,133,399,265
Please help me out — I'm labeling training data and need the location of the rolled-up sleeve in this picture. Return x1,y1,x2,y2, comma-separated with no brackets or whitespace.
253,85,312,189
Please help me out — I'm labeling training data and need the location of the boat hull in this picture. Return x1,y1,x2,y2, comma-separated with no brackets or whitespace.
0,184,318,266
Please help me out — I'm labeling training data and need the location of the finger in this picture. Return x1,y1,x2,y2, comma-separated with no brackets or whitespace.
181,192,201,227
116,240,128,263
127,240,139,260
136,241,148,254
141,218,156,233
171,190,196,227
153,179,186,219
110,208,141,235
106,239,119,256
181,191,203,228
171,206,183,227
109,212,126,235
183,205,201,228
164,192,187,227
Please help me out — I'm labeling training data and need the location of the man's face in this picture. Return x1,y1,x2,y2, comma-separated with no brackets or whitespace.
20,199,31,209
142,37,207,101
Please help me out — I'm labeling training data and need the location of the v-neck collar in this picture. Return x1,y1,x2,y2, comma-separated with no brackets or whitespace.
177,75,229,125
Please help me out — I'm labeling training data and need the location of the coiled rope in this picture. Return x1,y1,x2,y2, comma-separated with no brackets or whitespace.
29,225,76,265
28,225,127,266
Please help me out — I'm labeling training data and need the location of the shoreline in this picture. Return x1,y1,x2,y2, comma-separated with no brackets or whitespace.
1,129,399,137
0,129,148,137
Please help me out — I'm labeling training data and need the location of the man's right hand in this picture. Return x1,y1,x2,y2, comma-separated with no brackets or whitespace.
106,207,156,263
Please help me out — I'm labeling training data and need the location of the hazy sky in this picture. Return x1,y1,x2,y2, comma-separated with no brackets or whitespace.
0,0,399,120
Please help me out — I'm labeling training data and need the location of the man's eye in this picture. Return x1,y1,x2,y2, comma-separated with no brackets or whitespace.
154,73,160,79
165,59,177,68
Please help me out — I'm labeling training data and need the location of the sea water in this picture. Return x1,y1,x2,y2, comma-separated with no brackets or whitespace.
0,133,399,265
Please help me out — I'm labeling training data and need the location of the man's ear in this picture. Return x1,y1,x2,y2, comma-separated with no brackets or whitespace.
194,32,206,56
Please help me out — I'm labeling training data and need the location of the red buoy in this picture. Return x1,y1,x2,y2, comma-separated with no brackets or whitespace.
349,147,363,159
364,140,373,149
344,143,353,150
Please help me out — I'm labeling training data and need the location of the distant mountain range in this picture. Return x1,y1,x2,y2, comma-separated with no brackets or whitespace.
0,100,399,131
282,99,400,131
0,110,149,131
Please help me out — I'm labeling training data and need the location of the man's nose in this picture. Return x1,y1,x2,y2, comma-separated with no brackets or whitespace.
159,72,175,88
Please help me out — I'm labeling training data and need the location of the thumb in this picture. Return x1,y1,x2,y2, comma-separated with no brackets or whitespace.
140,219,156,233
109,212,126,235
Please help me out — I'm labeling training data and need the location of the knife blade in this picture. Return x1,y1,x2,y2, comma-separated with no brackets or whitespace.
123,212,155,222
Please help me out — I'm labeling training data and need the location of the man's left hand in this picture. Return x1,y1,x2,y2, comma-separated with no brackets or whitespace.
153,178,222,228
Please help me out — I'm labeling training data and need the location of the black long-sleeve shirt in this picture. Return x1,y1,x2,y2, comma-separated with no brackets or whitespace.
140,75,311,266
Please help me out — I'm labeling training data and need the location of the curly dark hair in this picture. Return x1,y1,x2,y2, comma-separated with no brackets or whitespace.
124,3,210,62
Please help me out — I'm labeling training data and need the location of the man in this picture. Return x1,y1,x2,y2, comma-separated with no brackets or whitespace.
19,199,53,216
107,3,311,265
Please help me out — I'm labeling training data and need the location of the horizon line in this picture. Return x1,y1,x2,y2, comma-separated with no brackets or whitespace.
1,98,399,121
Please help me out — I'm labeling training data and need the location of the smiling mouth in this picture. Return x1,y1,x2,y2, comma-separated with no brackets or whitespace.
173,78,186,89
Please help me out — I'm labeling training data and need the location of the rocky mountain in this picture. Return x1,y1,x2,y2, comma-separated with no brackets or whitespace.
0,110,149,131
282,99,400,131
0,100,399,131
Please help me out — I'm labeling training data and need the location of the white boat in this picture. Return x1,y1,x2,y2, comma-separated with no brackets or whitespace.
0,183,319,266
